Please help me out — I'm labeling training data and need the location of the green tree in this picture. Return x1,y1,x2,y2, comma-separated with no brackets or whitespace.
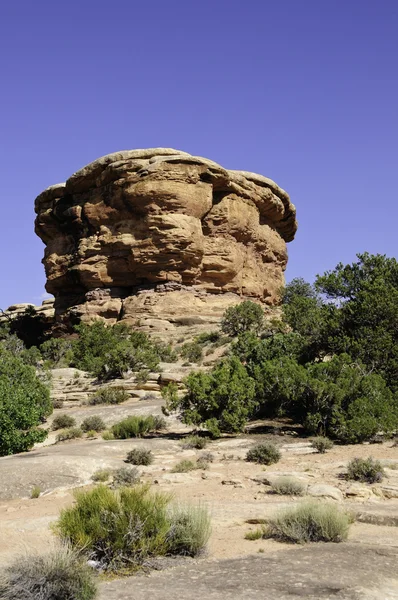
163,356,257,437
221,301,264,337
0,347,52,455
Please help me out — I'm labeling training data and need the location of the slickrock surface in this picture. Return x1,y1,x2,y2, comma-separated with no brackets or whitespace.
34,149,297,330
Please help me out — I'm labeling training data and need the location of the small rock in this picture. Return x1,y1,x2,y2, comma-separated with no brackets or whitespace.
307,484,343,502
222,479,243,486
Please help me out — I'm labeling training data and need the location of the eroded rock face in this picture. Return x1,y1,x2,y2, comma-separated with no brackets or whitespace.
34,149,297,330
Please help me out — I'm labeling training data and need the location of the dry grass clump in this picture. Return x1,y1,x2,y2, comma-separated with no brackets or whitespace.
55,427,82,443
266,501,351,543
125,448,153,466
111,415,166,439
88,387,129,406
112,466,140,487
246,442,281,465
52,414,76,430
311,437,334,453
181,435,208,449
171,457,210,473
81,416,106,433
0,545,97,600
91,469,111,483
55,484,210,572
270,477,305,496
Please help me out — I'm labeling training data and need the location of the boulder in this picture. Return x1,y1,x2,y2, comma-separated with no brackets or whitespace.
34,149,298,331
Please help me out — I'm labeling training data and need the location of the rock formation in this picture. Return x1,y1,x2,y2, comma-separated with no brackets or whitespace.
34,148,297,334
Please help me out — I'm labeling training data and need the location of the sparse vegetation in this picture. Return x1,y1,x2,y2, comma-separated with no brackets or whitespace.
55,484,210,572
245,528,263,540
311,436,334,453
88,386,129,405
91,468,111,483
52,413,76,431
55,427,83,443
112,466,140,487
270,477,305,496
172,459,197,473
246,442,281,465
111,415,166,439
180,341,203,363
125,448,153,466
346,457,385,484
30,485,41,499
266,501,351,543
80,415,106,433
101,430,115,441
181,434,208,449
0,545,97,600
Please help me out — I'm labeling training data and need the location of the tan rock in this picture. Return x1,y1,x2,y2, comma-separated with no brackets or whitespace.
34,149,298,330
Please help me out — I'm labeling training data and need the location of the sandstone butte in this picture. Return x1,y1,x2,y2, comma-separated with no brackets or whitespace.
33,148,298,334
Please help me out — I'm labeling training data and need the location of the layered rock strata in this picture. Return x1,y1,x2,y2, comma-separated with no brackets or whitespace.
34,149,297,332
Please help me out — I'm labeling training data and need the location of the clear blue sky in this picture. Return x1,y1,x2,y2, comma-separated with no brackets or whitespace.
0,0,397,309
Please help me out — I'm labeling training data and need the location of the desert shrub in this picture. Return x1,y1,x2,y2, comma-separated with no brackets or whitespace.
181,434,208,449
55,484,210,571
311,436,334,453
195,331,221,345
56,427,83,443
125,448,153,466
86,430,97,439
266,501,350,543
80,415,106,433
245,528,263,540
346,457,385,483
163,356,257,438
112,466,140,487
40,338,74,367
101,431,115,441
0,347,52,456
200,451,215,463
196,456,210,470
30,485,41,499
246,442,281,465
72,322,162,381
270,477,305,496
221,301,264,337
52,413,76,431
172,459,197,473
0,545,97,600
111,415,165,439
180,342,203,363
88,387,129,405
166,505,211,556
91,469,111,482
52,399,64,409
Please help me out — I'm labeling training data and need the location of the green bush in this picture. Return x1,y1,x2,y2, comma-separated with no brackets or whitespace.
111,415,166,439
56,484,210,571
30,485,41,499
91,469,111,482
346,457,385,483
88,387,129,405
81,415,106,433
181,435,208,449
266,501,350,543
244,528,263,540
125,448,153,466
270,477,305,496
56,428,83,443
40,338,74,367
311,436,334,453
112,467,140,487
72,322,162,381
180,342,203,363
52,414,76,431
101,431,115,441
172,459,197,473
163,356,257,438
221,301,264,337
0,347,52,456
246,442,281,465
0,545,97,600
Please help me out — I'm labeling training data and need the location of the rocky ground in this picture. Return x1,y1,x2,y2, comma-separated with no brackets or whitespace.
0,368,397,599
